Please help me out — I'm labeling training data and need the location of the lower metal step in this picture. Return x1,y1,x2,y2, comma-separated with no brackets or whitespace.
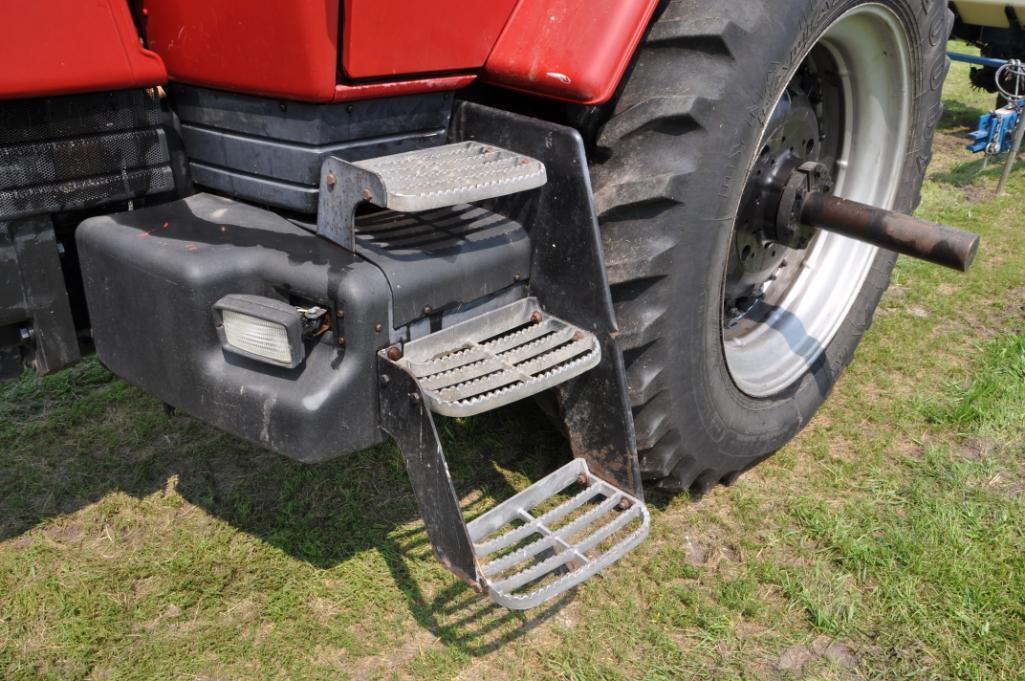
392,297,601,417
468,458,650,610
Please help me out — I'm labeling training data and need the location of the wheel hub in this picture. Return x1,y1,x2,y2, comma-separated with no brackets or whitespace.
721,5,914,397
724,66,838,327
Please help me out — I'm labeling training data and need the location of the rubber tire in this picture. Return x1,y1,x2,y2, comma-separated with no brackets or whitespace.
587,0,952,493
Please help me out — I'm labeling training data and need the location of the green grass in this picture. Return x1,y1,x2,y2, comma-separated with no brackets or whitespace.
2,42,1025,679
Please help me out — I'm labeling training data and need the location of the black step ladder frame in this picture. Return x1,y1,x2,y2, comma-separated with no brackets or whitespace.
372,102,643,595
451,102,643,498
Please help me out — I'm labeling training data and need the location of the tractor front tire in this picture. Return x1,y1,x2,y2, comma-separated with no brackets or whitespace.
588,0,952,492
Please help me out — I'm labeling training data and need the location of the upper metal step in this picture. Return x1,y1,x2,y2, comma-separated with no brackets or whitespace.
352,141,547,213
317,141,547,250
388,298,601,417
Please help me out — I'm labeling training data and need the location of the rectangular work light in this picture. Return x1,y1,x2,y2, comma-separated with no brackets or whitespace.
213,294,307,369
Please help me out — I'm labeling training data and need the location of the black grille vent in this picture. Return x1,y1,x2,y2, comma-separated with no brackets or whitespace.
0,89,174,221
170,84,452,215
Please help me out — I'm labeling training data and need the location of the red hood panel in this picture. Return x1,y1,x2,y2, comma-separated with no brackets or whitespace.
0,0,165,100
342,0,519,79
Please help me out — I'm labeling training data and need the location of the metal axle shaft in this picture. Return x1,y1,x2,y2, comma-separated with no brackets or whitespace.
799,192,980,272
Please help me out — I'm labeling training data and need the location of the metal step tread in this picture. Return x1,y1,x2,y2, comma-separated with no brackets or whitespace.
353,141,547,213
467,458,650,610
390,298,601,417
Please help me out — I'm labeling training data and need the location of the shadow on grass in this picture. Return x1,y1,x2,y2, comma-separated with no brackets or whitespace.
929,152,1025,189
940,96,989,131
0,361,576,655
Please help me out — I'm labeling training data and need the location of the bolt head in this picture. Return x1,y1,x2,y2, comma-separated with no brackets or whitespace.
530,311,543,324
325,172,337,189
423,305,433,316
374,323,384,333
386,346,403,361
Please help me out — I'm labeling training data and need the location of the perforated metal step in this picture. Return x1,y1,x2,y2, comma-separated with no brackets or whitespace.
390,298,601,417
467,458,650,609
352,141,547,212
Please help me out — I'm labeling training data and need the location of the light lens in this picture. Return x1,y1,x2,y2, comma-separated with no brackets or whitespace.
221,310,295,365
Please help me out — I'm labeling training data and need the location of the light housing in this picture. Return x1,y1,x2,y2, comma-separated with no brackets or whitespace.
213,295,305,368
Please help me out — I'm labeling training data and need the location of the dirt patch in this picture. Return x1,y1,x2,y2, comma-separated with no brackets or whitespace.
41,522,84,547
960,437,997,460
777,636,858,673
682,534,708,565
907,304,931,319
962,183,993,203
1003,287,1025,320
735,620,768,639
340,629,439,679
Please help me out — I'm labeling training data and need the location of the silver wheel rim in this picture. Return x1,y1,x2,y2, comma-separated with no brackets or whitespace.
724,4,912,398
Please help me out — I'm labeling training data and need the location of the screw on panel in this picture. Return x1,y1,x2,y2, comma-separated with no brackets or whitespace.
530,311,543,323
326,172,337,190
374,323,384,333
386,346,403,361
337,336,346,347
423,305,433,316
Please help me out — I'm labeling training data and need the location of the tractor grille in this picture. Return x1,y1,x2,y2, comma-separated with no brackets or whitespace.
0,89,174,221
170,84,451,215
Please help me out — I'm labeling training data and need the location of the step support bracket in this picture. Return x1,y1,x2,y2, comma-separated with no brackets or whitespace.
377,356,485,591
316,157,384,251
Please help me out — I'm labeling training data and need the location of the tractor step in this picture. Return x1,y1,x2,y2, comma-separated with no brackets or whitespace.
468,458,650,610
317,141,547,250
375,105,647,610
352,141,547,213
391,297,601,417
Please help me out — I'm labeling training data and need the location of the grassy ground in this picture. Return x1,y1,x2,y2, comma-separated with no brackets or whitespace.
2,44,1024,680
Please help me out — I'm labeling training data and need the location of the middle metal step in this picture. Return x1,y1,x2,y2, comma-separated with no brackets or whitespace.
390,298,601,417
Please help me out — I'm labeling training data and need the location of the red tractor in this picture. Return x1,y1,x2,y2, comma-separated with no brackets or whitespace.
0,0,978,608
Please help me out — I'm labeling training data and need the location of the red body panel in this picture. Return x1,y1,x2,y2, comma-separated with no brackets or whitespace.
484,0,660,105
341,0,518,78
142,0,340,101
0,0,166,100
5,1,656,106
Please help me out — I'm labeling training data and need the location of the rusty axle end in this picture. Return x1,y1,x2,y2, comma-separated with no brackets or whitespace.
799,192,980,273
